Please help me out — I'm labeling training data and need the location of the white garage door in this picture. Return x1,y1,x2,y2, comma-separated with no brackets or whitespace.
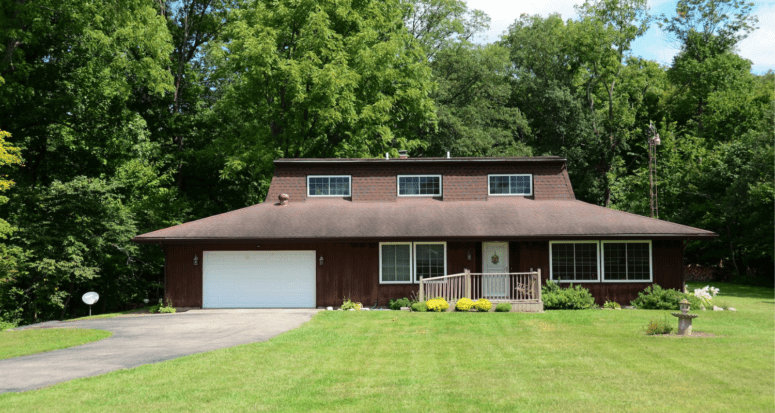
203,251,316,308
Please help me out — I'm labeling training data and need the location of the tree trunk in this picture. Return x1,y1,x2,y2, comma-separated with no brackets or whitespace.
59,281,74,320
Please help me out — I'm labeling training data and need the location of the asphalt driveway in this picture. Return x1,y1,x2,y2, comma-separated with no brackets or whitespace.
0,309,318,393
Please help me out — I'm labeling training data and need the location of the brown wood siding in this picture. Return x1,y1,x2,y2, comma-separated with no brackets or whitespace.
265,161,574,204
163,239,684,308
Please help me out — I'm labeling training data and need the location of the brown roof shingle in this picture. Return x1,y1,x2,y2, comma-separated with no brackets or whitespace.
133,198,716,242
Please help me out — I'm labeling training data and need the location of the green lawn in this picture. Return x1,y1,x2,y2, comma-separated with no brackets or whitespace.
0,329,112,360
1,282,772,412
66,307,153,322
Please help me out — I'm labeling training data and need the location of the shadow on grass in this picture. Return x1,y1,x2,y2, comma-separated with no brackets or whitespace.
687,282,774,300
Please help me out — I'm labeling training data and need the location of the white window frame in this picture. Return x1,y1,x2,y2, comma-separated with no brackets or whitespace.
306,175,352,197
601,240,653,283
413,241,447,283
549,240,601,283
379,242,414,284
487,174,533,196
396,175,443,197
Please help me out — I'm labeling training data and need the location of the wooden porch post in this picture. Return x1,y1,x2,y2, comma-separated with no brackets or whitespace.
419,276,424,302
536,268,542,302
465,269,471,298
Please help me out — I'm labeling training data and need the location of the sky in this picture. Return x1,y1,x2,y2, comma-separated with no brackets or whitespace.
466,0,775,74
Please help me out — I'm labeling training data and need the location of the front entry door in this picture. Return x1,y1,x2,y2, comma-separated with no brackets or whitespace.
482,242,509,299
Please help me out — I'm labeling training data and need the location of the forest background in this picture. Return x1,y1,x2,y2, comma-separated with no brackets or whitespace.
0,0,772,324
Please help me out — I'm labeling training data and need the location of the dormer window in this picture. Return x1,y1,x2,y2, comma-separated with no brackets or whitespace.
397,175,442,196
307,175,351,196
488,174,532,196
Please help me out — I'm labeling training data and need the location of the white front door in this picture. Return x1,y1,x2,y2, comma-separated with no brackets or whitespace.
482,242,509,299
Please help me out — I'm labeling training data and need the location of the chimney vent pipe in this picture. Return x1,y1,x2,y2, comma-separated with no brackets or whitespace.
398,150,408,159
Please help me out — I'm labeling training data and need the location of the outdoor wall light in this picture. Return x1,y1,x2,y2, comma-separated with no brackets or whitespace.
193,254,199,266
319,256,324,266
467,251,472,260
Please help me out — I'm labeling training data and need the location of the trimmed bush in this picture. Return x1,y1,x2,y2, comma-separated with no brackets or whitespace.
411,301,427,312
474,298,492,312
341,298,362,311
645,317,675,335
542,280,596,310
495,303,512,312
0,321,16,332
631,285,705,310
603,300,621,309
455,298,474,311
389,297,410,310
426,297,449,312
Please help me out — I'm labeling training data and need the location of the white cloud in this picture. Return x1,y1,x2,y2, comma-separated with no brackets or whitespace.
466,0,584,42
737,3,775,70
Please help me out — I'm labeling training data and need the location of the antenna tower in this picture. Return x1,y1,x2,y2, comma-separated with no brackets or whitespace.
647,122,661,219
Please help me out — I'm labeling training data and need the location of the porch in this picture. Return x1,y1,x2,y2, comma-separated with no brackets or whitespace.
418,269,544,312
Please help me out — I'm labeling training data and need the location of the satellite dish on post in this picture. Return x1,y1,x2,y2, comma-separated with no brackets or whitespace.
82,292,99,316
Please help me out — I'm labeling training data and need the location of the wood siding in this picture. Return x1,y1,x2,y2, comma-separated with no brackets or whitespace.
163,239,684,308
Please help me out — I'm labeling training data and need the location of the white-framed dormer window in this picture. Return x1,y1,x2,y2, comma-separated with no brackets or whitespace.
307,175,351,197
601,240,653,282
549,241,600,282
397,175,442,196
414,242,447,283
488,174,532,196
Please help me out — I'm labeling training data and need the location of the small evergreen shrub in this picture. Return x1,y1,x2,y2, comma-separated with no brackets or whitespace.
426,297,449,312
389,297,411,310
455,298,474,311
149,299,177,313
542,280,596,310
603,300,621,309
411,301,428,312
473,298,492,312
645,317,675,335
631,285,705,310
495,303,512,312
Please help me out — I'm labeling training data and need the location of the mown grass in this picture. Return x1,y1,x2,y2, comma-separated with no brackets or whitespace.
66,307,153,322
0,329,112,360
1,282,772,412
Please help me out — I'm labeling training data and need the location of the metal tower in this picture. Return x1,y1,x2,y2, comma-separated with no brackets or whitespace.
647,122,661,219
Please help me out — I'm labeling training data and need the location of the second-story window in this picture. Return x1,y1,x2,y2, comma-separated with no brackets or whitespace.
488,174,532,196
307,175,351,196
397,175,442,196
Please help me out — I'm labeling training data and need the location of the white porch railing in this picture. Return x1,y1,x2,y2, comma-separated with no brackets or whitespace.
419,269,542,304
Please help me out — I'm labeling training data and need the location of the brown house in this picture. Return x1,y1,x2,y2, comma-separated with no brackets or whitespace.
132,154,716,310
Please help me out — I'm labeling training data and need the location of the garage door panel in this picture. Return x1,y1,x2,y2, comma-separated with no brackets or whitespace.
203,251,316,308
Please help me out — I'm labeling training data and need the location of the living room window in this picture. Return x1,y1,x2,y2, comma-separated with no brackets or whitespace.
379,242,413,283
414,242,447,282
307,175,351,197
397,175,442,196
602,241,652,282
488,174,532,196
549,241,599,282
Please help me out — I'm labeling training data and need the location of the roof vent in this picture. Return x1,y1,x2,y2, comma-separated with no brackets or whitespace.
385,152,389,159
446,151,450,159
398,150,408,159
278,193,290,206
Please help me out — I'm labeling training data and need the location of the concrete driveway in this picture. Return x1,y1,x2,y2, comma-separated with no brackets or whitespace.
0,309,318,393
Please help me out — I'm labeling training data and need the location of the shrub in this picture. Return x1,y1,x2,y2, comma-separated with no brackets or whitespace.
692,285,720,308
542,280,596,310
631,285,705,310
426,297,449,312
341,297,362,311
645,317,675,335
389,297,411,310
603,300,621,309
149,299,176,314
473,298,492,312
411,301,427,312
455,298,474,311
495,303,512,312
0,321,16,332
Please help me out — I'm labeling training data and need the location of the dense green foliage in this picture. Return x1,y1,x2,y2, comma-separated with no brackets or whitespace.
542,280,597,310
410,301,428,312
0,0,771,325
630,284,705,310
389,298,411,310
494,303,511,312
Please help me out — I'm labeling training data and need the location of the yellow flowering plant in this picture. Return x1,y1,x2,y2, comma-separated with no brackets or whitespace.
426,297,449,312
455,298,474,311
474,298,492,312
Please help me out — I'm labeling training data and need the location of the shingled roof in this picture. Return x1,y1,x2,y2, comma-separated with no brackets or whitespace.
133,197,716,243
